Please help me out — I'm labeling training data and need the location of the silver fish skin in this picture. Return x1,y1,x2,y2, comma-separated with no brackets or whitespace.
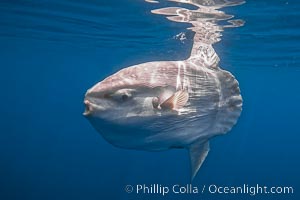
84,59,242,180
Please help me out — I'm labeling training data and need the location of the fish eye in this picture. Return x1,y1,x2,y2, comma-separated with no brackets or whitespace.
122,94,128,101
113,89,135,102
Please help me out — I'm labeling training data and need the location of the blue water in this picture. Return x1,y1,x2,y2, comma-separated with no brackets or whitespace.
0,0,299,200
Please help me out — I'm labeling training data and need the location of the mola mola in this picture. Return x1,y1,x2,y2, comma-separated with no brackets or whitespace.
83,55,242,180
83,1,243,180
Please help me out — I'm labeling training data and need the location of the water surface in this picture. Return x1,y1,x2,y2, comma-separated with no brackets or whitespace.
0,0,299,200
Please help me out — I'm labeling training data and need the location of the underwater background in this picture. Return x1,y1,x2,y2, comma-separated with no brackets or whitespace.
0,0,299,199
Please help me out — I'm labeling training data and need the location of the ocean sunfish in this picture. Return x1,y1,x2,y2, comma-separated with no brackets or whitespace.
83,57,242,180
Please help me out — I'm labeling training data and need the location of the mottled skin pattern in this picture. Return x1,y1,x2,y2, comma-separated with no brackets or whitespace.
84,59,242,151
84,0,244,179
87,61,180,94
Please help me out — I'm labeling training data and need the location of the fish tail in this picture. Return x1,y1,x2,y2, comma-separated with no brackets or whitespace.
214,70,243,134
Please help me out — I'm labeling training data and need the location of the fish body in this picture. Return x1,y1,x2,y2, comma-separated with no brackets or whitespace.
84,59,242,179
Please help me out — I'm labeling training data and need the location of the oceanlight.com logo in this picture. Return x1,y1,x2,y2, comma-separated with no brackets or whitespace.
124,184,294,196
207,184,294,196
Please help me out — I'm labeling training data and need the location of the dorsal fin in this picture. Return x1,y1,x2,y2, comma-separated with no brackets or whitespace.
160,90,189,110
188,141,210,181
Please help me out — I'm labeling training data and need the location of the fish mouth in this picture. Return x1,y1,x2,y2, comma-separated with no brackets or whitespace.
83,99,106,116
83,99,94,116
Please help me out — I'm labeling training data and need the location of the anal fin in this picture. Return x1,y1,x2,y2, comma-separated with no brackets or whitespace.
188,141,210,180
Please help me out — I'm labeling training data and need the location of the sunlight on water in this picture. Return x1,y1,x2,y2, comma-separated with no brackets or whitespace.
1,1,300,199
147,0,245,65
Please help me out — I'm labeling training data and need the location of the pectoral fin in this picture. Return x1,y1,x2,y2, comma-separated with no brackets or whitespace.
160,90,189,110
188,141,210,180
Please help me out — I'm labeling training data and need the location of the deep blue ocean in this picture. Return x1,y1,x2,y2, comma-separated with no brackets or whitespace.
0,0,299,200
